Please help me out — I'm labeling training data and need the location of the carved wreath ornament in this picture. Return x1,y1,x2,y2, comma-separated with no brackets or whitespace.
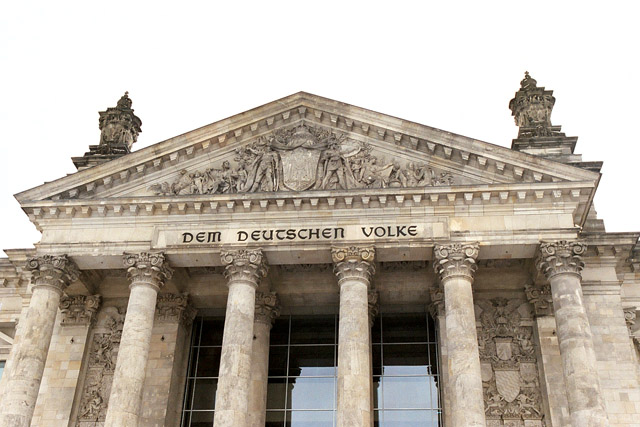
150,124,453,196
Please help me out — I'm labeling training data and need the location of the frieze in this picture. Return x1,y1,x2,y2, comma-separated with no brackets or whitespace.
476,298,544,426
149,124,454,196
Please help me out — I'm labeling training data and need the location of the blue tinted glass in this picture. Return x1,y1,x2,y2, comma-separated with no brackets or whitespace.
286,410,334,426
378,410,435,426
288,345,335,377
382,344,429,375
287,377,335,410
382,377,430,409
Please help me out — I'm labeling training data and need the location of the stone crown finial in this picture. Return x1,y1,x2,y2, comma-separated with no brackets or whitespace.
220,249,268,288
536,240,587,280
331,246,376,287
26,255,80,293
433,243,479,283
123,252,174,290
509,72,556,137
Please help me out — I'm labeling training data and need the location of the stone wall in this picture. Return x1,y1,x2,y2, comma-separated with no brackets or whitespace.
583,283,640,426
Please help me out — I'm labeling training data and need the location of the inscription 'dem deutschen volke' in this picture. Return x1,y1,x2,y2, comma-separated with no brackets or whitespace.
181,225,419,244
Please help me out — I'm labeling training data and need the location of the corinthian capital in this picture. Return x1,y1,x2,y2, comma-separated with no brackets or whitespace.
26,255,79,294
331,246,375,287
59,295,101,326
221,249,268,288
536,240,587,280
123,252,174,290
255,291,280,326
433,243,479,282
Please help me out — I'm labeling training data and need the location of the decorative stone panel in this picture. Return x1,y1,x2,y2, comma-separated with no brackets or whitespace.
476,298,545,426
59,295,101,326
76,307,125,426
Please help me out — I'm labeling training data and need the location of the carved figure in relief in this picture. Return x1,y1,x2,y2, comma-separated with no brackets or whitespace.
149,124,457,196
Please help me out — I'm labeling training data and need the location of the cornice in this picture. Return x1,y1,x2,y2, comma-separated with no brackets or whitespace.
20,180,592,229
15,92,598,205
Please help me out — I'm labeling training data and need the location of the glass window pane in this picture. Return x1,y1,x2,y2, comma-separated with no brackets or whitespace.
189,410,214,426
266,410,286,426
383,344,429,375
378,410,436,426
271,318,290,345
199,319,224,346
382,377,430,409
192,379,217,410
290,316,335,344
196,346,221,378
267,378,287,410
269,346,289,377
382,314,428,343
287,377,335,410
181,411,191,427
286,410,334,426
188,347,200,377
288,345,335,377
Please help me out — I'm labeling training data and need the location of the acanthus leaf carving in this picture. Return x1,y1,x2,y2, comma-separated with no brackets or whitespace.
156,292,196,325
149,124,455,196
524,282,553,317
59,294,101,326
536,240,586,280
255,291,280,326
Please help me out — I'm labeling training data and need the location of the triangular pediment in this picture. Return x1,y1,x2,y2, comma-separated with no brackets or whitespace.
16,92,598,202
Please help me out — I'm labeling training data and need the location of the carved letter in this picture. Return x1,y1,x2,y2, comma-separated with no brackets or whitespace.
182,232,194,243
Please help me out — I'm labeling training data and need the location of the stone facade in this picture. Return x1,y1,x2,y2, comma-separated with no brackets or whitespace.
0,77,639,426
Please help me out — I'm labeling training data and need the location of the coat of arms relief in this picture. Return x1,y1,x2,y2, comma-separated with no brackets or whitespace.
149,124,453,196
76,308,125,426
475,298,545,427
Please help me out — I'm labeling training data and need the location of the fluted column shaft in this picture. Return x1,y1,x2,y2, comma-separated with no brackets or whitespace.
214,249,268,427
0,255,78,427
434,243,485,427
537,241,609,427
332,246,375,427
104,252,173,427
247,291,280,427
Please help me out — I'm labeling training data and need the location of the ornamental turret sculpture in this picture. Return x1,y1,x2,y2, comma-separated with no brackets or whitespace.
509,72,602,173
72,92,142,170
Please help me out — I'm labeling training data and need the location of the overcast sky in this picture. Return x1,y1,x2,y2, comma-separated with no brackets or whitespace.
1,1,638,251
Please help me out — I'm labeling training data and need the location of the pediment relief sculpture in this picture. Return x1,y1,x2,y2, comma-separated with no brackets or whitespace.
149,124,453,196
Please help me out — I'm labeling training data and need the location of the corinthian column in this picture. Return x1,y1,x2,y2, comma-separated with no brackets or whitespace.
537,241,609,426
332,246,375,427
433,243,485,427
247,291,280,427
0,255,78,427
214,249,268,427
104,252,173,427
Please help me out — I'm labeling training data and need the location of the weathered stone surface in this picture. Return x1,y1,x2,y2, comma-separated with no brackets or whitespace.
0,255,78,427
104,252,173,427
214,249,268,427
536,241,610,427
247,292,279,427
332,246,375,427
434,243,486,427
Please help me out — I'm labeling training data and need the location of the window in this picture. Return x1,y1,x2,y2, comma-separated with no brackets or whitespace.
0,360,5,381
182,313,440,427
372,313,441,426
181,318,224,426
266,315,338,426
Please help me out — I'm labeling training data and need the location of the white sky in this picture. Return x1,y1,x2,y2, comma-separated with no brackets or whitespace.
1,1,638,251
